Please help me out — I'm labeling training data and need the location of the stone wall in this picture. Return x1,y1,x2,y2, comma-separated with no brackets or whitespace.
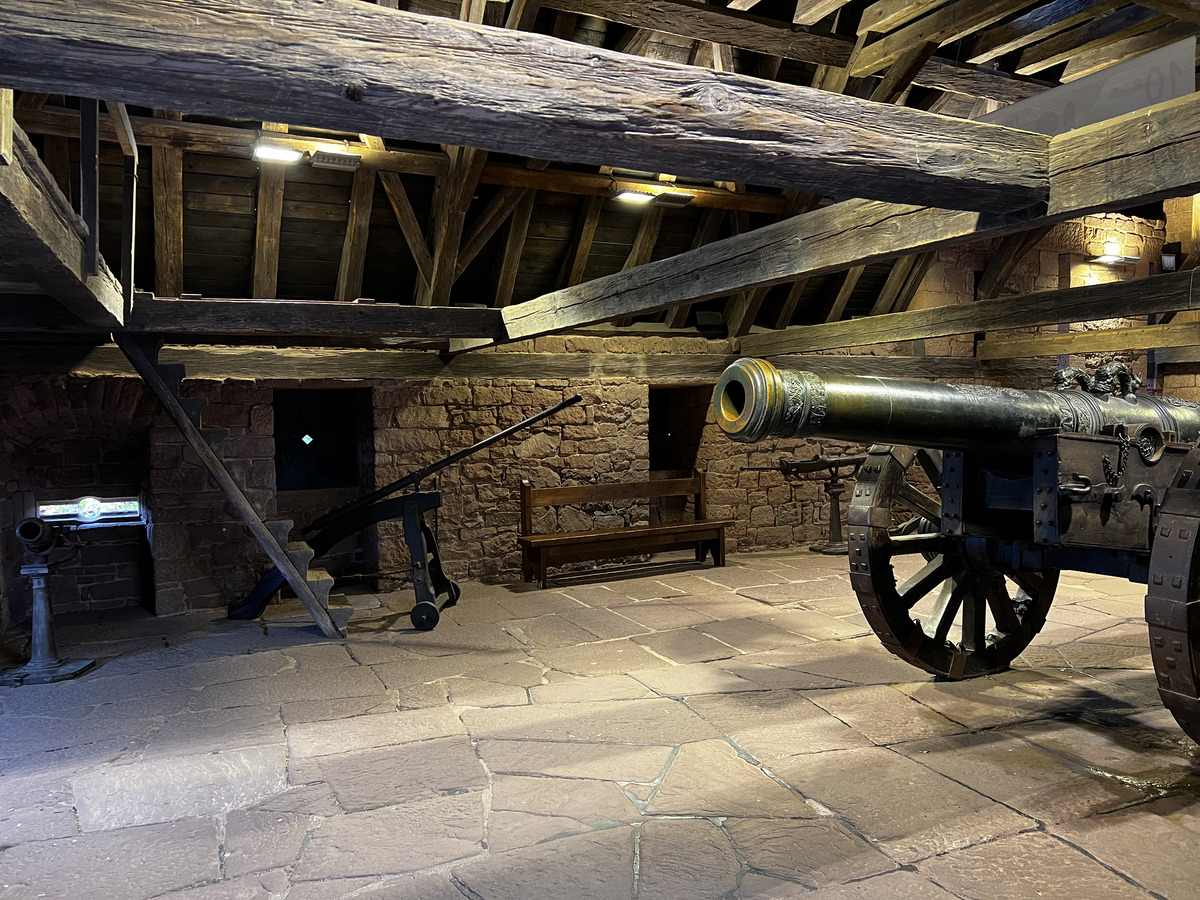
0,377,159,626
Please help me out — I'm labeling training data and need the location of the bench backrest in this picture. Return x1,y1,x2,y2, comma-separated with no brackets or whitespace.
520,470,709,537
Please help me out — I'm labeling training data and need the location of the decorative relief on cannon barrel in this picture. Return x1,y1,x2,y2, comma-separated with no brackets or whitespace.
946,383,1026,401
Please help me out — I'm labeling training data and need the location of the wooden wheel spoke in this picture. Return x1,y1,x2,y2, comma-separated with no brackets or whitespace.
984,577,1022,635
915,447,942,483
961,582,989,651
896,553,953,609
889,532,942,555
927,577,969,645
1008,570,1043,599
896,481,940,523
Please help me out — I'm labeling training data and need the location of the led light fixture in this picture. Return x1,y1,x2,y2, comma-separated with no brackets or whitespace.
310,146,362,170
1088,241,1139,266
611,188,656,204
253,143,304,164
653,190,695,208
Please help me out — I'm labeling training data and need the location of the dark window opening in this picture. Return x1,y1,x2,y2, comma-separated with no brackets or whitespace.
274,388,371,491
649,386,711,472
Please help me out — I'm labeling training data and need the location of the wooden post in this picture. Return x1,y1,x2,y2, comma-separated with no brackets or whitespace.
0,88,12,166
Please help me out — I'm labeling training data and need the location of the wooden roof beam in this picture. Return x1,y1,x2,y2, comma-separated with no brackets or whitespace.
0,122,123,327
151,110,184,298
853,0,1042,77
1015,5,1170,76
250,122,287,300
0,0,1048,213
125,296,505,341
501,92,1200,345
542,0,852,66
967,0,1121,66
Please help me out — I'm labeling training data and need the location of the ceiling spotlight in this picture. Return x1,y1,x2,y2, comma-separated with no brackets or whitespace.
253,143,303,164
311,146,362,170
611,188,656,204
653,190,695,208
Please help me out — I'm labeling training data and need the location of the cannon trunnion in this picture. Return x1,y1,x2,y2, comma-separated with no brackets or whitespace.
713,357,1200,743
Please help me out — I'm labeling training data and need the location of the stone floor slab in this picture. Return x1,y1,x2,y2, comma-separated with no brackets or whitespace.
807,684,965,745
478,739,673,782
451,827,635,900
535,639,672,676
223,810,309,878
292,793,485,881
632,627,741,663
317,735,486,811
72,744,286,831
0,818,220,900
638,818,740,900
684,690,872,760
725,817,895,889
287,706,465,758
631,662,762,697
557,606,654,639
769,747,1032,863
462,697,721,744
918,831,1154,900
646,739,814,818
528,673,654,704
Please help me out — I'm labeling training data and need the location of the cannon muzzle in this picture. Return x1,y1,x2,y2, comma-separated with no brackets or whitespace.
713,358,1200,457
16,517,56,555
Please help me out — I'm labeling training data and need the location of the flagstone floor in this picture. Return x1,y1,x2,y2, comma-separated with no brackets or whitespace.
1,548,1199,900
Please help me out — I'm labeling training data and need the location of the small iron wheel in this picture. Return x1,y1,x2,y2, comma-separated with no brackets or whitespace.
410,601,440,631
847,445,1058,679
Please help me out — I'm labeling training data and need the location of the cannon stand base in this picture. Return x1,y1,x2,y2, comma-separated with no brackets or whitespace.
0,562,95,686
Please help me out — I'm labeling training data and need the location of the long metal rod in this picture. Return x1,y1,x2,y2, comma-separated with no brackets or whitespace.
307,392,582,533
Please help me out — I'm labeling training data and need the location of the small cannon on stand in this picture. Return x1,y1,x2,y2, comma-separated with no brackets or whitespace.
747,454,867,554
231,393,582,631
0,518,96,686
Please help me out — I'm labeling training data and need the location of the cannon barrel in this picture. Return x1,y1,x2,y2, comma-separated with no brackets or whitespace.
713,358,1200,456
16,517,57,555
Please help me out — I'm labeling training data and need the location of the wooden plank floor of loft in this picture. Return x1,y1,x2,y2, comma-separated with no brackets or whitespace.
116,335,343,639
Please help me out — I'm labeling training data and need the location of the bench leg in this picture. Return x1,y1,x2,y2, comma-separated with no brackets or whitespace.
713,531,727,567
695,542,706,562
539,561,549,590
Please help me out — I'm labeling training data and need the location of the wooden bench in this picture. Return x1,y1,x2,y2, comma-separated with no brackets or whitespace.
518,470,732,588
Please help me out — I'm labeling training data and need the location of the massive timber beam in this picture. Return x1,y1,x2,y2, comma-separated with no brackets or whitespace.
0,342,1047,384
126,296,506,341
0,0,1047,212
502,92,1200,344
743,266,1200,357
0,123,123,328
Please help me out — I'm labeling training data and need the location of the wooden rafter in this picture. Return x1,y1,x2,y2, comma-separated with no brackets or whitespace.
822,265,866,324
1015,4,1170,75
334,164,377,302
495,190,537,308
793,1,853,26
853,0,1036,76
563,195,606,288
0,0,1049,213
360,134,434,286
542,0,852,66
968,0,1121,66
250,122,287,300
0,89,11,167
501,92,1200,344
151,110,184,298
1061,19,1199,81
889,252,935,314
419,146,488,306
615,205,667,326
858,0,947,36
976,226,1053,300
773,279,807,330
978,321,1200,360
664,208,724,328
747,265,1200,357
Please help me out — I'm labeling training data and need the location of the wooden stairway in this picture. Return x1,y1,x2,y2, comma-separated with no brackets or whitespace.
116,336,347,639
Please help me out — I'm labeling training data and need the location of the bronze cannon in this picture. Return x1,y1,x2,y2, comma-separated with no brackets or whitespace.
713,357,1200,743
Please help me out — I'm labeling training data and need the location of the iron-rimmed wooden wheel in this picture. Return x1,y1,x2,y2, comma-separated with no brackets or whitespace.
846,445,1058,679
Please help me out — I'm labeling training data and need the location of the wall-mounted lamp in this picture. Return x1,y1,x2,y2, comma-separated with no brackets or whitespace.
1088,241,1139,266
252,143,304,164
311,145,362,170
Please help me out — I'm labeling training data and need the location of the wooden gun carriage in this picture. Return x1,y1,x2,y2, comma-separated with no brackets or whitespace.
713,357,1200,744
